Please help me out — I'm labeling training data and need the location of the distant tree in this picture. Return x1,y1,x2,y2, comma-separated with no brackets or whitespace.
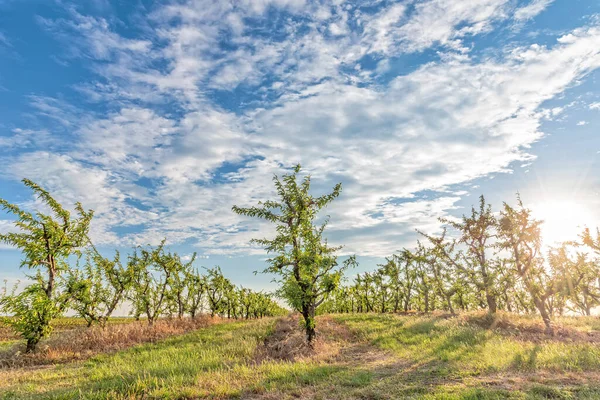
224,283,240,319
582,227,600,253
166,253,196,319
238,287,253,319
354,272,374,313
423,243,460,314
185,268,207,319
377,258,401,313
434,196,500,313
128,241,177,326
205,266,232,317
67,248,132,327
549,244,600,316
0,179,93,351
372,267,391,313
411,244,434,312
497,196,556,334
397,249,418,312
233,165,356,345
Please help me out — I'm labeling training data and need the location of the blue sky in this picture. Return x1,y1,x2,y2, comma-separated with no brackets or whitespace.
1,0,600,292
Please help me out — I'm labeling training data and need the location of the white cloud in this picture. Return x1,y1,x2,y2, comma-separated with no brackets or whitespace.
0,129,52,148
3,1,600,258
514,0,554,21
577,120,588,126
237,25,600,254
37,11,152,60
0,31,10,47
5,152,159,246
365,0,511,54
75,107,178,177
590,102,600,110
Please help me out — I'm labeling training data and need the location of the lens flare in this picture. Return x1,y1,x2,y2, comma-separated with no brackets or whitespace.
531,201,594,246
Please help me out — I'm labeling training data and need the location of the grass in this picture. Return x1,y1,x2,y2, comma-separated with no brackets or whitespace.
336,313,600,374
0,316,216,367
0,317,137,342
1,313,600,399
330,313,600,398
0,318,275,399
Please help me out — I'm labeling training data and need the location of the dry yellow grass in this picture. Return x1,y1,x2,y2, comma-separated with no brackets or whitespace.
0,316,216,368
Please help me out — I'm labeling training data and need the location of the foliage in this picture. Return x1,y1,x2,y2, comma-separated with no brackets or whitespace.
428,195,500,313
320,194,600,337
233,164,355,344
3,314,600,399
0,179,93,351
0,281,67,352
0,180,284,352
67,248,133,327
205,266,233,317
165,252,196,319
497,197,557,334
184,268,207,319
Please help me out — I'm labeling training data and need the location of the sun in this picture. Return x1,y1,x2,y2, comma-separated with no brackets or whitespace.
531,200,594,246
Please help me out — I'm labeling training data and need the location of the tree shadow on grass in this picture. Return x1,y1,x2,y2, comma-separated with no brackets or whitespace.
510,345,541,371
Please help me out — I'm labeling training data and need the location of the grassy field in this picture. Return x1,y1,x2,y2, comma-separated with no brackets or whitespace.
0,317,138,360
0,317,136,342
1,313,600,399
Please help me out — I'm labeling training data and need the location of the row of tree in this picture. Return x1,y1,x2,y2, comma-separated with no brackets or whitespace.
3,168,598,349
0,180,285,352
318,196,600,334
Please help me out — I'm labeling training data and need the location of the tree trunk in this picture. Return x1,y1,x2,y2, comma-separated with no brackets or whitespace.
505,293,512,313
302,303,316,347
26,337,39,353
446,295,454,315
486,292,497,314
535,298,553,335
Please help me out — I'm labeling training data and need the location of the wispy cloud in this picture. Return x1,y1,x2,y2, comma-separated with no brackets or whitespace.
1,0,599,257
513,0,554,21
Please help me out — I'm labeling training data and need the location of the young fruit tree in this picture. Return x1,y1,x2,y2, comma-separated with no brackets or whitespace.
0,179,93,352
184,268,207,319
67,248,132,327
128,241,178,326
429,195,500,313
233,165,356,345
166,252,196,319
205,266,233,318
497,196,557,335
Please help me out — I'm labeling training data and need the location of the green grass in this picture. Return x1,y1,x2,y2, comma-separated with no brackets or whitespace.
331,313,600,399
0,317,137,342
2,314,600,399
1,319,273,399
0,318,350,399
334,313,600,374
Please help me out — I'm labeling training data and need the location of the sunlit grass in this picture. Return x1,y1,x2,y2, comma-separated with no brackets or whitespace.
333,313,600,376
0,319,274,399
2,314,600,399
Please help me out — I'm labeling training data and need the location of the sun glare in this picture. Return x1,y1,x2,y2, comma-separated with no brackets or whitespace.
531,200,595,246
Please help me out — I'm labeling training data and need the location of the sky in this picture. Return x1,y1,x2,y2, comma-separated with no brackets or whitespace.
1,0,600,293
